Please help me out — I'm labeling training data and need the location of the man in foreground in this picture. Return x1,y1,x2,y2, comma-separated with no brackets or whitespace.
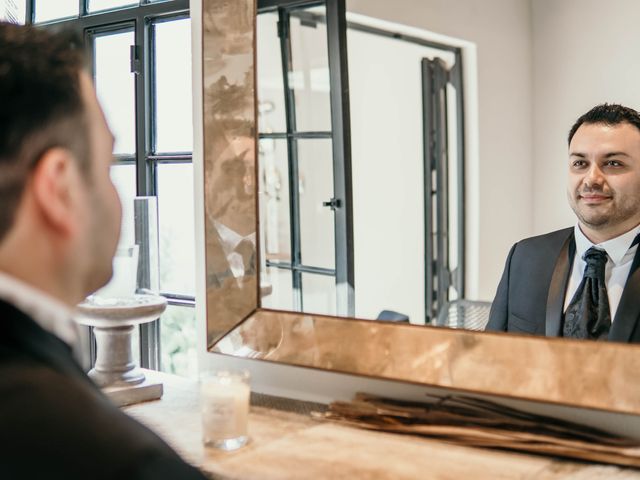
486,103,640,342
0,22,207,478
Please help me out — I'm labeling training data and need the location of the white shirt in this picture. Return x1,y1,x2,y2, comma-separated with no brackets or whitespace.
563,224,640,320
0,271,78,348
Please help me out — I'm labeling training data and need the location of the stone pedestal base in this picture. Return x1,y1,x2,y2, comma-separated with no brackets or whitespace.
104,369,164,407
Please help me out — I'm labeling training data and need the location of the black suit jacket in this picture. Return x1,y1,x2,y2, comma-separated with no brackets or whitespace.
0,300,208,480
486,227,640,343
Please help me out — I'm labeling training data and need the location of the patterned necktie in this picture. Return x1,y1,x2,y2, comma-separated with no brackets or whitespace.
563,247,610,340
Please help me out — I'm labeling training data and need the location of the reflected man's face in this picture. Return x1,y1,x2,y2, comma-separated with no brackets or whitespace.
567,122,640,239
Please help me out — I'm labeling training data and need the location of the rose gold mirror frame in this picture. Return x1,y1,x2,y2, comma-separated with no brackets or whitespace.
202,0,640,415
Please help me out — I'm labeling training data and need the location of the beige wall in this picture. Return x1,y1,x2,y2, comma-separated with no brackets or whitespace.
532,0,640,234
347,0,534,300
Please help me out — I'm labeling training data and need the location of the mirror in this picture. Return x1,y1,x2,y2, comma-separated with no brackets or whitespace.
254,0,640,339
202,0,640,414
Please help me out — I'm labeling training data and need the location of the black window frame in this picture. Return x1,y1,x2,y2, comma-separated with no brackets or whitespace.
26,0,194,370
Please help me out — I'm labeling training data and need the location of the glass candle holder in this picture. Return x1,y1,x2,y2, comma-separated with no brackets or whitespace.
200,370,250,450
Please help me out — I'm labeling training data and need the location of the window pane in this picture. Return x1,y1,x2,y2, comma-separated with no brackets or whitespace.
160,305,197,378
257,12,286,133
94,31,136,155
157,163,195,296
88,0,137,13
154,18,193,153
34,0,77,22
298,139,334,269
260,267,294,311
1,0,26,23
259,138,291,265
289,6,332,132
302,273,335,316
110,164,136,248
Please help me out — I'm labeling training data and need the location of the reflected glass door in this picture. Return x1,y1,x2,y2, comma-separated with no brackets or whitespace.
423,56,464,322
257,0,353,317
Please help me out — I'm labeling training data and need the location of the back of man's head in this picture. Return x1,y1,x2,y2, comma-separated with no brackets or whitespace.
0,22,89,242
568,103,640,145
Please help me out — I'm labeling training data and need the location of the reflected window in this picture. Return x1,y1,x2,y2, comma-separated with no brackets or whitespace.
257,1,466,323
257,0,352,316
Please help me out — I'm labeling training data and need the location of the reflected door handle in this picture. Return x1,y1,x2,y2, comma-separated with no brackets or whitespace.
322,198,341,210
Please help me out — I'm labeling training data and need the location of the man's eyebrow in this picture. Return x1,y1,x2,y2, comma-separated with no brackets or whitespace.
604,151,631,158
569,151,631,158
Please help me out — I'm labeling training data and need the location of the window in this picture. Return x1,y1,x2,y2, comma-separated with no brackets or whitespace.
19,0,196,377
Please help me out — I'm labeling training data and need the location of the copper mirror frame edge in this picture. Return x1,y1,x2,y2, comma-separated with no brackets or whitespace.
202,0,640,415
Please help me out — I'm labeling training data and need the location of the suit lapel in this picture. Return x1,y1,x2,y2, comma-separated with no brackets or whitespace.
0,300,95,388
609,247,640,342
545,233,575,337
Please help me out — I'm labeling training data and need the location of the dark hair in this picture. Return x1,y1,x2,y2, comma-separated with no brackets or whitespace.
0,22,89,241
567,103,640,145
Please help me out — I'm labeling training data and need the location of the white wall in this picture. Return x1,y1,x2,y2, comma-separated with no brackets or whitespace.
347,0,534,301
348,27,456,323
532,0,640,234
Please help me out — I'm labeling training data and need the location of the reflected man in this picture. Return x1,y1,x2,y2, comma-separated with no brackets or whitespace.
486,104,640,343
0,23,206,478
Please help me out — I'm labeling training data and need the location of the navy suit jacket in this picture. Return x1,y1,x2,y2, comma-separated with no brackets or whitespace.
486,227,640,343
0,299,208,479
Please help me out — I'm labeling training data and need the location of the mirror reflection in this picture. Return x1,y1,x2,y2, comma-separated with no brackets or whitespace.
255,0,640,343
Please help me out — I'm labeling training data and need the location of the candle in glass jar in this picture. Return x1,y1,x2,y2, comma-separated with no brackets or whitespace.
200,370,250,450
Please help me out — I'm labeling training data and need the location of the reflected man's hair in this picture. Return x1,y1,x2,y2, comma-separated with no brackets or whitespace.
568,103,640,145
0,22,89,241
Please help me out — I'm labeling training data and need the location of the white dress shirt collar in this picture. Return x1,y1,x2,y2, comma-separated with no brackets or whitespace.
573,223,640,265
0,271,78,348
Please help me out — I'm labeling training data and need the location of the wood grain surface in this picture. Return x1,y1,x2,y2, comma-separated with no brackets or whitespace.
124,372,640,479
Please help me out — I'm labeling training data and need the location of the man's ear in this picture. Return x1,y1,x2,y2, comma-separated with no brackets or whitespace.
30,147,82,237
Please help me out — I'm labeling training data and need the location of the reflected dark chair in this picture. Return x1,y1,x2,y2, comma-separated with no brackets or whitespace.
376,310,410,323
435,300,492,331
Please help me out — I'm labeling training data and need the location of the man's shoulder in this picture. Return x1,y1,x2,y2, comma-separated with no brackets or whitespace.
0,358,198,478
515,227,574,251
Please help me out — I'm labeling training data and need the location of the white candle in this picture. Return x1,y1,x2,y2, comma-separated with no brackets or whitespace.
200,371,250,450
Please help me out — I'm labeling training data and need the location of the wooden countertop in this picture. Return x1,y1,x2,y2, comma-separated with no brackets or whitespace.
124,372,640,479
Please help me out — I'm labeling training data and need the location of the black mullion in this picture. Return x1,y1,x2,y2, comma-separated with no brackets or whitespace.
134,19,153,196
325,0,353,316
265,260,335,276
433,60,449,318
148,155,193,163
134,16,160,370
25,0,34,24
278,8,303,311
166,299,196,308
80,0,87,16
148,20,159,155
452,52,466,298
422,58,435,323
259,0,323,12
259,131,332,140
